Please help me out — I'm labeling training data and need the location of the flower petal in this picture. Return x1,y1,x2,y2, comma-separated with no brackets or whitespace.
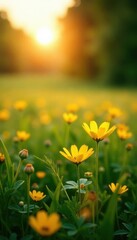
71,145,78,157
90,121,98,133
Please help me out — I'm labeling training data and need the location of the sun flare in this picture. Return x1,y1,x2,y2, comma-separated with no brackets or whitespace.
35,27,58,46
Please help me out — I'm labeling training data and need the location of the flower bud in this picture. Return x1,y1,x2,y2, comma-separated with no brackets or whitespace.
44,139,52,147
18,201,24,207
24,163,34,175
19,149,28,160
87,191,97,202
84,171,93,178
0,153,5,164
125,143,133,151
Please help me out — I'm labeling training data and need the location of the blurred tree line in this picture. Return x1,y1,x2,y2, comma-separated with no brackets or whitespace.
0,11,54,73
59,0,137,86
0,0,137,86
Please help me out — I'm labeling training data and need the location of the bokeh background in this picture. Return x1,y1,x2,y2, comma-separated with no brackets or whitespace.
0,0,137,87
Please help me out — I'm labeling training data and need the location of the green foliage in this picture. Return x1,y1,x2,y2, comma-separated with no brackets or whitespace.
0,76,137,239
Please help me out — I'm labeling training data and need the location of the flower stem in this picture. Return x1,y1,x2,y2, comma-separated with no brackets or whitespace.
14,159,22,182
95,141,99,223
77,164,81,203
65,124,70,147
27,175,31,219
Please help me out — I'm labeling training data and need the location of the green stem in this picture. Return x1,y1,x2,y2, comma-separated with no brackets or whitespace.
50,162,71,201
104,144,110,181
27,175,31,218
95,141,99,223
77,164,81,203
64,124,70,147
14,159,22,182
92,202,95,224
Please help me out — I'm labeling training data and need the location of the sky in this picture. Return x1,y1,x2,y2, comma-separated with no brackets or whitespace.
0,0,75,36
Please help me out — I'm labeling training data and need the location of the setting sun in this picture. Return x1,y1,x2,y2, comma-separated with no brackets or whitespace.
35,27,58,46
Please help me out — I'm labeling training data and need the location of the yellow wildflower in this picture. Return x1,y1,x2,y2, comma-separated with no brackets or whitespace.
66,103,79,113
16,131,30,141
36,171,46,179
63,113,77,124
29,210,61,236
0,109,10,121
82,121,116,142
117,129,132,140
107,107,123,120
60,144,94,165
29,190,46,201
109,183,128,194
14,100,27,111
39,112,51,125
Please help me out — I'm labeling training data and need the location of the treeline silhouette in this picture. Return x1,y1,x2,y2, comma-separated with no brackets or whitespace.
0,0,137,87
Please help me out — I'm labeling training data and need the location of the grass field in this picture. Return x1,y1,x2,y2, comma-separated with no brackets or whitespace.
0,74,137,240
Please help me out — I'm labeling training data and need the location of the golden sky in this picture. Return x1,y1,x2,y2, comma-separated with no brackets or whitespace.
0,0,75,36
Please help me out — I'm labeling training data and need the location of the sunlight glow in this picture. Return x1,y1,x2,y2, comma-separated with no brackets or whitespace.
35,27,58,46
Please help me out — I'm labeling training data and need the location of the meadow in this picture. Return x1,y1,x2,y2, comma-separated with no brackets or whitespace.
0,74,137,240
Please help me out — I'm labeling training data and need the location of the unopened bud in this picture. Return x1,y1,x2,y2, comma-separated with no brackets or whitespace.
87,191,97,202
103,138,110,145
19,149,28,160
0,153,5,164
84,171,93,178
18,201,24,207
125,143,133,151
24,163,34,175
44,139,52,147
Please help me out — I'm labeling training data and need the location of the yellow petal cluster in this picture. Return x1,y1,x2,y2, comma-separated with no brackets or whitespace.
14,100,27,111
29,210,61,236
16,131,30,141
117,124,132,140
83,121,116,142
29,190,46,201
60,144,94,165
109,183,128,194
0,109,10,121
63,113,77,124
36,171,46,179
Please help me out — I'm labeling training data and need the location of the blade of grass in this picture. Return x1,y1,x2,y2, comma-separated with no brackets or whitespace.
0,138,14,187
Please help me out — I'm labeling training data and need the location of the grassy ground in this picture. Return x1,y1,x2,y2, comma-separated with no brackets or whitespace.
0,74,137,240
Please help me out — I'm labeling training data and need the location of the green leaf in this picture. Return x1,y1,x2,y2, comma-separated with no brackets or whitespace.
9,233,17,240
13,180,24,191
114,229,129,236
48,180,62,213
46,185,54,199
65,181,77,186
68,229,78,236
21,235,33,240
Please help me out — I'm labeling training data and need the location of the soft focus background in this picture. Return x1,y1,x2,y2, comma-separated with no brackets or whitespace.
0,0,137,87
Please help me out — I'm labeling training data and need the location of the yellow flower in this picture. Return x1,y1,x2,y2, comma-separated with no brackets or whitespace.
16,131,30,141
29,210,61,236
29,210,61,237
63,113,77,124
82,121,116,142
14,100,27,111
0,109,10,121
60,145,94,165
117,126,132,140
39,112,51,125
36,171,46,179
29,190,46,201
107,107,123,120
109,183,128,194
66,103,79,113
